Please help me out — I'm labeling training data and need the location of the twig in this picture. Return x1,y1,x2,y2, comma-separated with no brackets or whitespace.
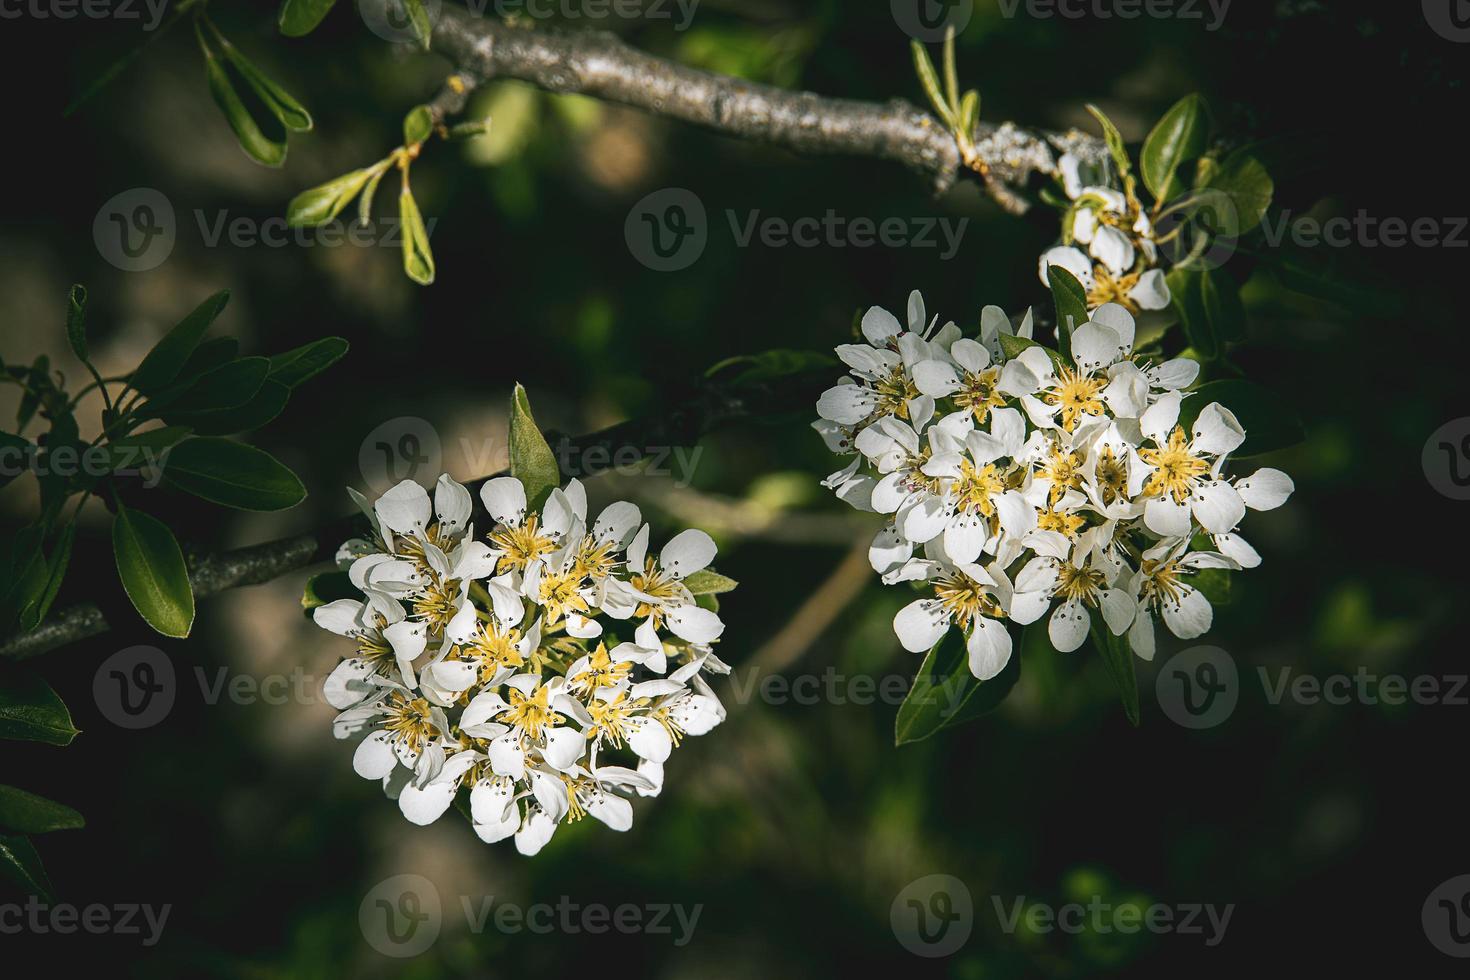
389,1,1103,208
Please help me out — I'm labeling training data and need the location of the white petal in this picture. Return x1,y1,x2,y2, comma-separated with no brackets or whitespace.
966,619,1012,680
324,658,377,709
913,360,961,398
541,727,586,771
1039,246,1095,289
434,475,472,534
1214,532,1261,569
665,605,725,643
1150,357,1199,391
514,808,557,856
894,599,948,653
1191,403,1246,456
592,501,642,547
1129,269,1171,310
353,730,398,779
1144,496,1193,538
1236,468,1294,510
1089,225,1135,277
1099,589,1136,636
488,734,526,779
660,528,717,578
1128,607,1156,661
586,792,634,831
1191,481,1246,534
1048,599,1090,653
1161,587,1212,639
313,599,365,637
626,717,673,763
1140,391,1182,444
861,306,902,347
1070,322,1122,374
399,779,458,826
375,480,431,535
479,476,528,526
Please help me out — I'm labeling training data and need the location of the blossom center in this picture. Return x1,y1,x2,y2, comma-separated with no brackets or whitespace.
1139,427,1209,503
489,514,556,575
1044,366,1107,431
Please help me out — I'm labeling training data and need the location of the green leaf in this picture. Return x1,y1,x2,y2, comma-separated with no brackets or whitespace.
301,570,362,614
404,0,433,49
16,355,50,429
0,835,54,901
268,337,349,388
279,0,339,36
404,105,434,145
941,628,1024,732
64,284,89,363
185,381,291,436
1086,103,1132,177
1178,380,1305,457
910,40,955,128
508,384,561,512
704,349,837,385
161,437,306,511
1141,93,1208,204
958,89,980,139
0,668,78,746
287,169,375,227
203,44,288,167
1091,622,1140,726
0,431,27,492
162,356,269,418
178,336,241,380
217,39,312,132
102,426,193,472
0,526,48,634
682,569,737,596
359,166,388,226
399,188,436,285
895,627,1020,745
1261,248,1404,317
1167,266,1244,358
19,524,75,632
130,290,231,396
1202,150,1273,233
112,502,195,638
0,787,84,835
1047,264,1090,358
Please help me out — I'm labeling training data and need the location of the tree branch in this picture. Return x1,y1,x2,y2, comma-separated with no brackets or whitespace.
410,2,1102,207
0,371,828,662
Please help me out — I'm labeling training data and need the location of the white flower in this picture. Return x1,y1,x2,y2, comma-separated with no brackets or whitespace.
1132,395,1248,537
313,467,737,854
892,560,1014,680
1125,540,1239,660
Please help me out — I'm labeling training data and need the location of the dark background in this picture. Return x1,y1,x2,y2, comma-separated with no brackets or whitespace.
2,0,1468,974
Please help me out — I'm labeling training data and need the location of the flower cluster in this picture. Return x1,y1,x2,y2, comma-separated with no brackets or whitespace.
815,292,1293,679
1040,153,1171,317
312,474,731,855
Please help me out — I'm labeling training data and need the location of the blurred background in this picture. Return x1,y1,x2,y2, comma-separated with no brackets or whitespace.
3,0,1468,974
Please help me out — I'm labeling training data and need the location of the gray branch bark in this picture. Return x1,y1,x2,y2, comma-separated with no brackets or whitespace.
417,2,1101,206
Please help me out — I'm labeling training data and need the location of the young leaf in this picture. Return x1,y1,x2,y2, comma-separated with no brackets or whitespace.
267,337,349,388
404,0,433,50
0,835,54,902
203,45,288,167
0,786,84,835
508,384,561,512
102,426,193,472
359,166,388,226
1166,267,1218,362
217,39,313,132
1141,93,1208,204
910,40,955,129
0,667,79,746
1047,265,1089,359
112,502,195,638
399,188,436,285
160,438,306,511
130,290,231,396
287,169,375,227
1091,622,1140,726
682,569,738,596
0,431,27,492
404,105,434,145
65,284,89,363
998,334,1069,375
279,0,340,37
1086,103,1132,178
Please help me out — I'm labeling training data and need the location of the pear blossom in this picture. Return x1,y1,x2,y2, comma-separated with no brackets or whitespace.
313,471,737,854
